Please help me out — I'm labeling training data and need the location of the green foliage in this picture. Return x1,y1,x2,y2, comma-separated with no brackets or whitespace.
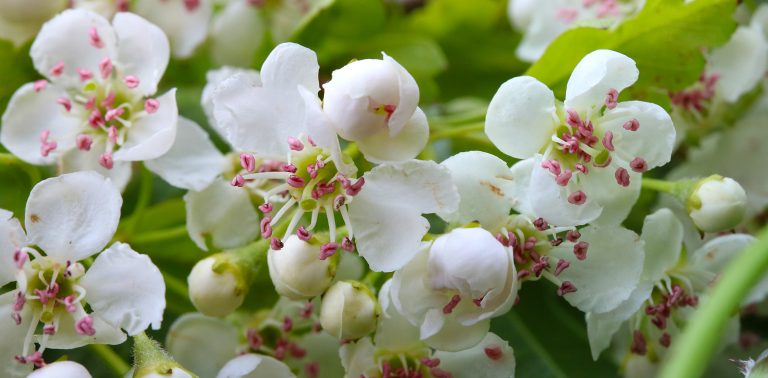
526,0,738,101
0,41,37,116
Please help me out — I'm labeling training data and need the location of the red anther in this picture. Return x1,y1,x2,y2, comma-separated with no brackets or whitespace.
75,316,96,336
382,362,391,378
300,302,314,318
124,75,140,88
555,169,572,186
297,226,312,241
568,191,587,205
573,241,589,260
484,345,504,360
117,0,129,10
533,217,549,231
88,109,104,127
565,229,581,242
63,295,77,312
89,27,104,48
13,291,25,312
557,281,577,296
247,328,263,349
333,195,346,211
651,315,667,330
532,256,549,277
282,164,297,173
43,324,56,335
76,134,93,151
99,57,113,79
26,351,45,368
554,259,570,276
108,125,119,144
12,312,21,325
319,243,338,260
77,68,93,82
630,157,647,173
99,153,114,169
615,167,630,187
517,270,531,280
566,109,582,127
57,97,72,112
259,203,273,213
231,174,245,187
630,330,647,355
183,0,200,11
346,178,365,196
105,107,124,122
341,237,355,252
240,153,256,172
430,368,453,378
550,238,564,247
602,131,615,152
645,304,656,315
270,237,283,251
13,249,27,269
287,136,304,151
507,232,518,249
496,233,509,247
288,343,306,358
283,316,293,332
473,297,483,307
574,163,588,174
605,88,619,109
623,118,640,131
659,333,671,348
442,294,461,314
260,217,272,238
541,159,562,176
33,80,47,92
144,99,159,114
101,92,116,109
305,362,320,378
50,61,64,76
287,175,306,188
420,357,440,368
524,236,537,251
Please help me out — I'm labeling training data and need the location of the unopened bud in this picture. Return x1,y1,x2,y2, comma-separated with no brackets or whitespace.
320,281,379,340
267,236,336,300
188,255,247,317
28,361,92,378
688,175,747,233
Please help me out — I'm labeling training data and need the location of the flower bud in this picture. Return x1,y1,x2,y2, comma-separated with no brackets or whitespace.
688,175,747,233
322,54,418,141
133,333,196,378
267,235,336,300
188,255,247,317
28,361,92,378
320,280,379,340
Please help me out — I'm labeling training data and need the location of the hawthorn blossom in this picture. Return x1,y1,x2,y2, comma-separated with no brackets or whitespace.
390,228,517,351
0,9,177,190
583,208,768,362
0,171,165,375
487,49,675,226
508,0,642,62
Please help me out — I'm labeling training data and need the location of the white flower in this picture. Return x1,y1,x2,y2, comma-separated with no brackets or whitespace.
322,54,428,163
583,208,765,361
134,0,212,59
390,228,517,351
0,171,165,373
0,10,177,190
28,361,92,378
320,281,379,340
508,0,642,62
688,176,748,233
0,0,68,46
488,49,675,226
268,235,336,300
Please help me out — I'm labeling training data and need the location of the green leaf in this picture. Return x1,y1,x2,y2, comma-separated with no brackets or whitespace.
0,41,38,117
526,0,738,99
0,154,41,217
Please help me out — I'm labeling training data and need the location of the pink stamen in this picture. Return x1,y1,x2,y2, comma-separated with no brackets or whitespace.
270,237,284,251
557,281,577,296
484,345,504,360
614,167,630,187
554,259,570,276
282,164,297,173
566,109,582,127
13,249,28,269
12,312,21,325
555,169,572,186
144,99,159,114
124,75,140,88
260,217,273,238
247,328,263,349
345,177,365,196
76,134,93,151
573,241,589,260
231,174,245,187
566,229,581,242
101,91,115,108
442,294,461,314
75,316,96,336
57,97,72,112
117,0,130,11
50,61,65,77
300,301,314,318
297,226,311,241
541,159,562,176
63,295,77,312
533,217,549,231
556,7,579,22
630,330,646,355
99,57,113,79
623,118,640,131
287,137,304,151
567,191,587,205
421,357,441,368
601,131,615,151
89,27,104,48
319,243,338,260
305,362,319,378
84,96,96,110
287,175,305,188
659,333,671,348
629,157,647,173
108,125,119,144
99,152,114,169
532,256,549,277
283,316,293,332
13,291,25,311
43,324,56,335
259,203,273,213
382,104,396,122
574,163,588,174
333,195,346,211
240,153,256,172
33,80,47,92
517,270,531,280
605,88,618,109
183,0,200,11
77,68,93,82
430,368,453,378
105,107,124,121
341,236,355,252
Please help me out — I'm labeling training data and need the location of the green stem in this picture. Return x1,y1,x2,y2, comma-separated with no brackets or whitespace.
131,225,188,244
659,225,768,378
163,271,190,300
124,165,154,237
89,344,130,376
640,178,679,194
429,122,486,141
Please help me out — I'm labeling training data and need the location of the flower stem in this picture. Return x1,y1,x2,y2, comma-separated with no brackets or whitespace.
88,343,130,376
163,271,190,300
659,225,768,378
640,178,678,194
131,225,188,244
124,165,154,238
429,122,486,141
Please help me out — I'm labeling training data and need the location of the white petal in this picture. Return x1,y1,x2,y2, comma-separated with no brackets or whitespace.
485,76,558,159
550,225,645,313
599,100,675,169
261,42,320,95
134,0,211,59
60,142,133,192
434,332,515,378
202,66,261,137
112,12,170,96
586,281,653,360
184,180,260,251
374,280,422,350
356,107,429,164
0,83,81,165
166,313,240,378
383,53,419,137
28,361,92,378
349,160,460,272
0,210,26,286
507,158,536,217
581,164,641,226
640,209,683,283
689,234,757,293
145,117,226,191
514,4,569,62
0,292,33,378
25,171,121,262
79,242,166,334
216,354,295,378
298,86,356,176
390,248,449,328
424,317,491,352
708,25,768,103
113,89,178,161
30,9,117,87
528,158,602,226
210,1,265,67
439,151,515,230
339,338,377,378
44,312,126,349
565,50,639,111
